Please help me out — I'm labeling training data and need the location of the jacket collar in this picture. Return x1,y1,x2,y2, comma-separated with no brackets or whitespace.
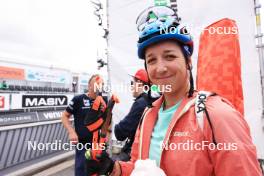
133,92,147,101
140,94,196,159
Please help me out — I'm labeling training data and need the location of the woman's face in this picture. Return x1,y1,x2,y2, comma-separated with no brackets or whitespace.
145,40,190,95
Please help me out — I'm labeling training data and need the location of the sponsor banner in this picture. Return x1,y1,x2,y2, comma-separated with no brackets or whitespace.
11,94,74,109
0,110,68,126
0,66,25,80
0,112,38,126
38,110,64,121
0,94,10,111
25,68,71,84
22,95,68,108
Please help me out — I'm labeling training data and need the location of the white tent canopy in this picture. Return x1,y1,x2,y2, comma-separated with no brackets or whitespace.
108,0,264,157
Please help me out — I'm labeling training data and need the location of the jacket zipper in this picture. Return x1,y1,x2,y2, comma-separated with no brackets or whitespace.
139,109,151,159
159,98,196,167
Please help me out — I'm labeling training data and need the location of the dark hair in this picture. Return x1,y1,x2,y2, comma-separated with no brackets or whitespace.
181,46,194,98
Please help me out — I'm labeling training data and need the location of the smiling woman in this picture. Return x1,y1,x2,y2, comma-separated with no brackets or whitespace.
85,6,262,176
144,40,191,108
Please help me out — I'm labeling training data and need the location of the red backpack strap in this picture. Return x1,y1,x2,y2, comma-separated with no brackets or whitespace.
195,91,217,145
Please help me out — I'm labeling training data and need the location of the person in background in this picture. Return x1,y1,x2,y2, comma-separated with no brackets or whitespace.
113,69,157,161
61,74,106,176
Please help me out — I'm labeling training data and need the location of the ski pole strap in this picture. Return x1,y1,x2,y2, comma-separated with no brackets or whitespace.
92,96,106,111
100,94,120,136
86,95,120,162
86,118,104,132
85,96,107,132
92,130,99,160
86,128,108,161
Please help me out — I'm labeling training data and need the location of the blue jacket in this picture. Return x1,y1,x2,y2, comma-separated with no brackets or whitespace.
114,93,154,152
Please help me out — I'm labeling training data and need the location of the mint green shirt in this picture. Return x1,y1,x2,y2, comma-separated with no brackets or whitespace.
149,100,181,166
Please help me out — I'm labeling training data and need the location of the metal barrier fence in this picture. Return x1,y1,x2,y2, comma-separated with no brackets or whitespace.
0,119,71,173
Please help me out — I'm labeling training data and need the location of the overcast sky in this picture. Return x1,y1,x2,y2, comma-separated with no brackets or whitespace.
0,0,105,74
0,0,264,74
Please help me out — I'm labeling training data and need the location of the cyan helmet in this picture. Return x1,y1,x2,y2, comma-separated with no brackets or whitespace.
136,6,193,59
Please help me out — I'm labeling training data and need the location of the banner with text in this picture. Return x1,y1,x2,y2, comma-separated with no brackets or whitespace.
11,94,74,109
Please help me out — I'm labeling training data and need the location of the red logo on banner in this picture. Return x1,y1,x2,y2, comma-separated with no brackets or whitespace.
0,96,4,108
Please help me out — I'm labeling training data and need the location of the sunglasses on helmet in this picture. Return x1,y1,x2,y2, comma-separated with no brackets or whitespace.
136,6,176,31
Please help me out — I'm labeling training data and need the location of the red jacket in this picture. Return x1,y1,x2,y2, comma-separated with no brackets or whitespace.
119,94,262,176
